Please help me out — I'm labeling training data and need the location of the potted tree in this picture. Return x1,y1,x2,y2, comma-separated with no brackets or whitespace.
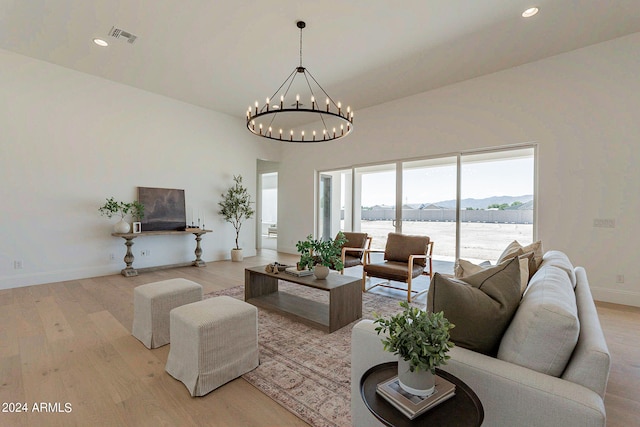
295,232,347,279
218,175,255,262
374,302,455,396
99,197,145,233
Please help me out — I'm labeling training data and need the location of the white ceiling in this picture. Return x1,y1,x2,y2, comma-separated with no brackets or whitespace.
2,0,640,119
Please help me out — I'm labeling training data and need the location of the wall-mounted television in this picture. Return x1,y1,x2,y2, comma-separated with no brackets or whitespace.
138,187,186,231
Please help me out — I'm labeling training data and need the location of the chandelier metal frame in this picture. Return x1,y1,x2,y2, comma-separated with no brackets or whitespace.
246,21,353,143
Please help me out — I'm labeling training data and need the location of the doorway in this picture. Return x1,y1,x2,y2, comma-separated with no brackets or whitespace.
258,171,278,251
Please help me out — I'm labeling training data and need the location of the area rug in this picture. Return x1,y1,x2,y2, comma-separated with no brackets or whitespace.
207,282,414,427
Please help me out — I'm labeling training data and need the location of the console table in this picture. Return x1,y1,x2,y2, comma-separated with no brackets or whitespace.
111,229,212,277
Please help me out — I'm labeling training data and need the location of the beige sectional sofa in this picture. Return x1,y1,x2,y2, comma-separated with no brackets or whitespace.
351,250,611,426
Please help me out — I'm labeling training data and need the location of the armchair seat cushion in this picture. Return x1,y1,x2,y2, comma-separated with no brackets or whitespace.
363,261,424,282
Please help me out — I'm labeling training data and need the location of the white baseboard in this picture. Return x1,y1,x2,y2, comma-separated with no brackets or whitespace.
590,286,640,308
0,252,233,290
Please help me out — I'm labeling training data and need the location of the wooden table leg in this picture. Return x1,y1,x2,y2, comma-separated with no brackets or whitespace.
193,232,206,267
120,235,138,277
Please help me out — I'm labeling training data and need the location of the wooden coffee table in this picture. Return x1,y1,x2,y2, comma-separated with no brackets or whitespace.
244,265,362,333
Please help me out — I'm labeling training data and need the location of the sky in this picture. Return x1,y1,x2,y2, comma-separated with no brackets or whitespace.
357,157,534,207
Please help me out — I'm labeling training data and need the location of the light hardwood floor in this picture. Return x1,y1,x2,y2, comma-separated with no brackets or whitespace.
0,251,638,426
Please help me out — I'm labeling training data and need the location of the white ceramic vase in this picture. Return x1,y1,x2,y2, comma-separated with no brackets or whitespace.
313,264,330,279
231,248,244,262
397,356,436,397
114,218,131,234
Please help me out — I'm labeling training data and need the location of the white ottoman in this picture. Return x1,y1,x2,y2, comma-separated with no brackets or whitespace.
165,296,259,397
132,278,203,349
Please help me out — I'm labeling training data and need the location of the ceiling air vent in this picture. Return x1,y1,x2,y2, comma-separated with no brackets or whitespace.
108,26,138,44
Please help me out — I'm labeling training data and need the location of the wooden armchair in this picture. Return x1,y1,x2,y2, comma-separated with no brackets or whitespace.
362,232,433,302
338,232,373,274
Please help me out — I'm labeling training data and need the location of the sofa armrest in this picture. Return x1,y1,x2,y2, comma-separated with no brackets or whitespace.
351,319,606,427
351,320,395,427
441,346,606,427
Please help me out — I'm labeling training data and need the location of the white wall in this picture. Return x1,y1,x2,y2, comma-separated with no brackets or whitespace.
276,33,640,307
0,49,280,289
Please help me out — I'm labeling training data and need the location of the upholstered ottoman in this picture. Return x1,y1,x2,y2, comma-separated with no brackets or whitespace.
132,278,203,349
165,296,259,397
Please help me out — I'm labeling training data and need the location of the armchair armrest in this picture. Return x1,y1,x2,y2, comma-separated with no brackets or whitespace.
362,249,385,267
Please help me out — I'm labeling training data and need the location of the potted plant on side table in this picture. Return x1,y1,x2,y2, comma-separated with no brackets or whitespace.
295,232,347,279
374,302,455,397
99,197,145,233
218,175,255,262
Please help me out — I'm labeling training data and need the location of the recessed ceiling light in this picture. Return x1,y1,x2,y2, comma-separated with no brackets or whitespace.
93,38,109,47
522,7,539,18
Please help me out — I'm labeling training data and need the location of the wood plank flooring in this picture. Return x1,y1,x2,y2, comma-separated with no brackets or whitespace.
0,250,638,426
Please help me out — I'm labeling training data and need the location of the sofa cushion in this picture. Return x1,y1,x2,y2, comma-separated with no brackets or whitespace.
384,233,429,267
455,254,533,296
497,265,579,377
541,250,576,288
427,257,521,355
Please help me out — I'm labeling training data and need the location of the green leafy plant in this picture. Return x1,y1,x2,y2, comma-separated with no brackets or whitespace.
295,232,347,271
374,302,455,374
98,197,145,220
218,175,255,250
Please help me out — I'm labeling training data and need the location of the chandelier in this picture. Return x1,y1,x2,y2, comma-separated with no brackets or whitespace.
246,21,354,143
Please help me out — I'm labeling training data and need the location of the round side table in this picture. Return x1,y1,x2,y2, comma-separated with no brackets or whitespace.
360,362,484,427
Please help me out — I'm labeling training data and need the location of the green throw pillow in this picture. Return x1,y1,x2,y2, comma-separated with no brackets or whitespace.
427,257,522,355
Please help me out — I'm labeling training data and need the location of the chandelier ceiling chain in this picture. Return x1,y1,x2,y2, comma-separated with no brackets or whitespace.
246,20,354,143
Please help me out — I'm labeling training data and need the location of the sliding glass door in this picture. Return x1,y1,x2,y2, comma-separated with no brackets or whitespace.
317,144,536,270
459,148,535,262
354,164,397,250
401,157,458,262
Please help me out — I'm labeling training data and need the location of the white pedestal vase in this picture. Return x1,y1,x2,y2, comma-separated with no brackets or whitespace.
231,248,244,262
313,265,330,279
397,357,436,397
114,219,131,234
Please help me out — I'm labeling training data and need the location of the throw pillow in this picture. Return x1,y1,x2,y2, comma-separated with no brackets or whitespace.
454,259,486,278
427,257,522,355
455,255,532,296
497,240,544,276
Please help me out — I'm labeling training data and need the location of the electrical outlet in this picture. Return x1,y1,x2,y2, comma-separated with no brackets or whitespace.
13,260,23,269
593,218,615,228
616,275,625,284
140,250,147,257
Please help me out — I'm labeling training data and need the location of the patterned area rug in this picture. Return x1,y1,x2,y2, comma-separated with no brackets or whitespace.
207,281,411,427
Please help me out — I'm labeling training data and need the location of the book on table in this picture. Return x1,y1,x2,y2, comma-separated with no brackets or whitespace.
284,266,313,277
376,374,456,420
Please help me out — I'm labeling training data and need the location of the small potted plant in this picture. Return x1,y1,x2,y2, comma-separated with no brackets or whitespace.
295,232,347,279
218,175,255,262
374,302,455,396
99,197,145,233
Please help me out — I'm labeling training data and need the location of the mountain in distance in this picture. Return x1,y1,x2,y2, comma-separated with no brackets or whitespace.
427,195,533,210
